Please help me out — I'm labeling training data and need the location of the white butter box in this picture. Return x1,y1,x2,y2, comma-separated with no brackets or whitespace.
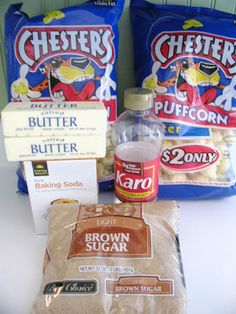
1,101,107,137
24,159,98,234
5,134,106,161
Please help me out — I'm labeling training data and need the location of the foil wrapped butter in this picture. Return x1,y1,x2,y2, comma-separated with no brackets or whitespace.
1,101,107,137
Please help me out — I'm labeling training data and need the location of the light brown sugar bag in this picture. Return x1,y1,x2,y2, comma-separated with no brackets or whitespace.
33,202,186,314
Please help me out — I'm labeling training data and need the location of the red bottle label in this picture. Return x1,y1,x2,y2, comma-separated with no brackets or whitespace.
114,154,160,202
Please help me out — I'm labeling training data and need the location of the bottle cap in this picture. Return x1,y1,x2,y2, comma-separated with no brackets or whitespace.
124,88,153,111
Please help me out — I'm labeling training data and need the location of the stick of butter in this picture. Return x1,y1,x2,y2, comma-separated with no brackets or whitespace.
4,135,106,161
1,101,107,137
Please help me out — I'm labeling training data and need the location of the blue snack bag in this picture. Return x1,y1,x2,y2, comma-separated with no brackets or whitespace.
5,0,124,193
131,0,236,199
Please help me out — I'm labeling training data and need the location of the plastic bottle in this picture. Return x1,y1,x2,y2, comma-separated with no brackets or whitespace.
112,88,164,203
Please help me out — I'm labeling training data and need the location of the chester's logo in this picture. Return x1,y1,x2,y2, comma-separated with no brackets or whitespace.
151,31,236,77
15,26,115,71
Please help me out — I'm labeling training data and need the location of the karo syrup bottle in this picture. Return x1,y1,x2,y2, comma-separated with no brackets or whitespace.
112,88,164,203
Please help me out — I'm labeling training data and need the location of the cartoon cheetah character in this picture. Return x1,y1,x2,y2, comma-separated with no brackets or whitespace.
144,59,225,106
11,56,116,102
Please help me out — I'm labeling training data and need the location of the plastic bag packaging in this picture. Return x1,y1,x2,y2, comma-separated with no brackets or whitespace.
33,202,186,314
5,0,125,192
131,0,236,199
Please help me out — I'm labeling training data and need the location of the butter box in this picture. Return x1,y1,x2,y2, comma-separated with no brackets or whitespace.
1,101,107,137
5,135,106,161
24,159,98,234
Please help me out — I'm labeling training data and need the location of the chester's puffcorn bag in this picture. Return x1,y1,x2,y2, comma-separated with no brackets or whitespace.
131,0,236,199
5,0,124,192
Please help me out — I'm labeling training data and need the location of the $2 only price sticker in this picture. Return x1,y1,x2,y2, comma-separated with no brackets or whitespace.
161,144,220,172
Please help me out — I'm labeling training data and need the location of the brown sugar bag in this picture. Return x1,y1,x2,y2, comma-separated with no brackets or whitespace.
33,202,186,314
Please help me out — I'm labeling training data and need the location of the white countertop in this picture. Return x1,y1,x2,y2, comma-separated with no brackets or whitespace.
0,129,236,314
